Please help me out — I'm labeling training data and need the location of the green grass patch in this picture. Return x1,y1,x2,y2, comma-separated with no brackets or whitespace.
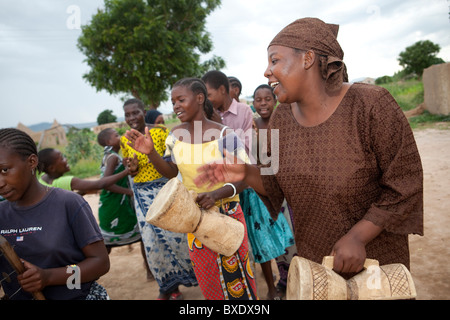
377,78,449,130
378,79,424,111
68,157,101,179
408,111,450,130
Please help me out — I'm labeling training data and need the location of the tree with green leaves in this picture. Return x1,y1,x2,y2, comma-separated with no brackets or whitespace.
398,40,445,78
77,0,225,109
97,109,117,125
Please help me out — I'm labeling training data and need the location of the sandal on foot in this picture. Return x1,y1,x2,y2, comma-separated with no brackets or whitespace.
169,291,183,300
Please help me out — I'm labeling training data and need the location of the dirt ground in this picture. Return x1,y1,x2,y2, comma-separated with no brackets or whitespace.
85,126,450,300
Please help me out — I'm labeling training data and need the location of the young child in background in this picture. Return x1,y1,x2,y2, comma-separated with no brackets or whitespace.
0,128,110,300
96,128,141,252
37,148,129,195
125,78,258,300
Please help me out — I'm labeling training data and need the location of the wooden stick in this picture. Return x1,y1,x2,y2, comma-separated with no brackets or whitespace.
0,235,45,300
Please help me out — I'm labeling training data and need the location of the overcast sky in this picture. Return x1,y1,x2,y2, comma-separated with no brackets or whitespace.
1,0,449,128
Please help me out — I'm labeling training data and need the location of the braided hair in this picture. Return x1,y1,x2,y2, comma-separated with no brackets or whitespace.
172,77,214,119
228,76,242,96
0,128,38,159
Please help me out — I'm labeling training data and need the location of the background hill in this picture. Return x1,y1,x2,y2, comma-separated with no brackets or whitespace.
27,117,125,132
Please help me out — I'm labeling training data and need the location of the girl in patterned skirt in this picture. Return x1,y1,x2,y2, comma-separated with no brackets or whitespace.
121,98,198,300
125,78,258,300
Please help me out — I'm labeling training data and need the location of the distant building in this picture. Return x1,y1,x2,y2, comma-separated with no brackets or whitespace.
92,121,129,135
17,119,67,150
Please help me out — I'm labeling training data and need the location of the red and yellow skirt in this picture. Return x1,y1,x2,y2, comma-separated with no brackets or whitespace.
187,201,257,300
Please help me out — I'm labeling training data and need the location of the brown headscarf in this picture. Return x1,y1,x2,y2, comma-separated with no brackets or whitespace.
269,17,348,91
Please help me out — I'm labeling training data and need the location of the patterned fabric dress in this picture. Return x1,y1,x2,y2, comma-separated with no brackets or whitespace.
239,188,294,263
164,131,257,300
259,83,424,272
121,126,198,294
98,147,141,247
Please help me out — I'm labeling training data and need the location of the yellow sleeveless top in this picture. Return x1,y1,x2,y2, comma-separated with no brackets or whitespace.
164,130,249,206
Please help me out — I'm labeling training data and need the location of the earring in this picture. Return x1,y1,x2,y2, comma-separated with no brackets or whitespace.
31,168,35,175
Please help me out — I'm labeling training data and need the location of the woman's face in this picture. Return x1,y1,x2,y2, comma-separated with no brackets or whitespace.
0,148,35,202
253,88,276,119
171,85,203,123
50,150,70,175
124,103,146,132
264,45,305,104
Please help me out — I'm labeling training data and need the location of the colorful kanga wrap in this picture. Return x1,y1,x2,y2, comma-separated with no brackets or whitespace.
98,148,141,247
132,178,198,294
239,188,295,264
85,282,110,300
121,126,198,294
187,202,257,300
164,130,257,300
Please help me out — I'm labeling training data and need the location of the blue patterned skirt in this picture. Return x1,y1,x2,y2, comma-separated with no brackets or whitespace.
240,188,295,264
132,178,198,294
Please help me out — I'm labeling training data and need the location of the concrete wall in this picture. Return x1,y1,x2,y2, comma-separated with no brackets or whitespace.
422,63,450,115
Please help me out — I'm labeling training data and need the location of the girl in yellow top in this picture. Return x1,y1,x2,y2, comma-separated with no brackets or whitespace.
125,78,257,300
120,98,197,300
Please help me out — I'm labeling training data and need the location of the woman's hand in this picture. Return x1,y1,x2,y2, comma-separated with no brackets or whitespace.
196,192,217,210
330,233,366,274
330,219,382,274
124,153,139,176
17,260,49,293
125,127,154,155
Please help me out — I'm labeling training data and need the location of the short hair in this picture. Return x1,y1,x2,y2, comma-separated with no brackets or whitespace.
37,148,57,173
97,128,115,147
123,98,146,111
228,76,242,95
202,70,229,93
253,84,276,100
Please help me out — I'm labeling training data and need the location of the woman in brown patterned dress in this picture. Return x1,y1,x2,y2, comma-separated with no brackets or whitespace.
195,18,423,277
